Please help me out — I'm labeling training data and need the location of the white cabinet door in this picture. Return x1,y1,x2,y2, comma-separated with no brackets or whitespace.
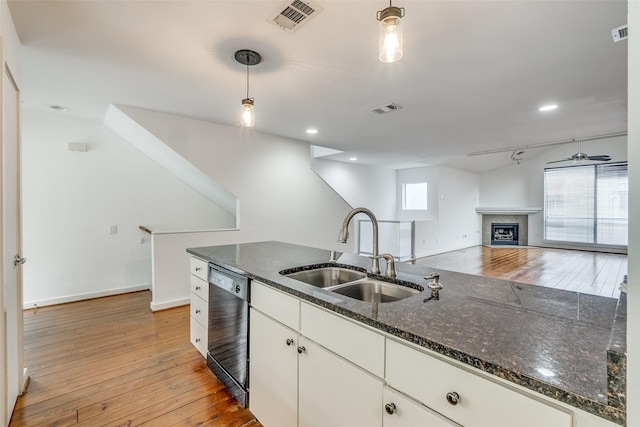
383,387,461,427
249,309,298,427
298,337,384,427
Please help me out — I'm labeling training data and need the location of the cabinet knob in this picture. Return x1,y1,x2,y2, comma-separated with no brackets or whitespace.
195,338,200,343
297,346,306,354
195,286,201,291
195,267,201,272
195,309,201,314
235,285,241,293
286,338,294,346
446,391,460,406
384,403,397,415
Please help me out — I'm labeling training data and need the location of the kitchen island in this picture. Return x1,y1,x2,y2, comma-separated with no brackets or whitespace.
187,241,626,426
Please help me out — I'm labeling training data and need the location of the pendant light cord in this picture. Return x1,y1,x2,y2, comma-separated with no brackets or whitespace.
246,62,250,99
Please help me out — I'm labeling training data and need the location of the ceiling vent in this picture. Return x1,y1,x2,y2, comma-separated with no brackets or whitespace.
372,103,402,114
269,0,322,33
611,24,628,42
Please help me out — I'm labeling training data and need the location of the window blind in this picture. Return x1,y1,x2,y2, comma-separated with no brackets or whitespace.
544,163,627,246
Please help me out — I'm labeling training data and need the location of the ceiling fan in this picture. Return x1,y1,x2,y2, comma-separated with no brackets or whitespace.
546,140,612,164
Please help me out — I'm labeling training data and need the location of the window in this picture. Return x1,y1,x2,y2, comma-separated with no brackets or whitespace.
402,182,428,210
544,163,628,246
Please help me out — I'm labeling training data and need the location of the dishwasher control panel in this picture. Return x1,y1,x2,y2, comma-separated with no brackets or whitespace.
208,264,250,301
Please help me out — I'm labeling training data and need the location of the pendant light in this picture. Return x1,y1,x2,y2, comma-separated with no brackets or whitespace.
377,1,405,63
234,49,262,127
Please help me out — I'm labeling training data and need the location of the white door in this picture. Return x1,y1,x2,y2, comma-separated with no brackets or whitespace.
1,61,26,426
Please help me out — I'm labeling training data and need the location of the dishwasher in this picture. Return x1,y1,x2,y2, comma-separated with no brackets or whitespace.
207,263,250,407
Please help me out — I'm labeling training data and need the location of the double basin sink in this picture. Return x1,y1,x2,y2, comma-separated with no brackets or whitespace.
282,266,422,303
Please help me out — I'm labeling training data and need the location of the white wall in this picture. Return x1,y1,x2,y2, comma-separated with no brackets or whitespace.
309,159,482,259
310,156,397,220
104,106,353,308
626,1,639,424
21,109,237,307
479,136,628,246
413,166,481,258
396,166,439,221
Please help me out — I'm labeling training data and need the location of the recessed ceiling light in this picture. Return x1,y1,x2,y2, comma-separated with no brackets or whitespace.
539,104,558,112
49,105,70,112
349,157,358,161
306,129,318,134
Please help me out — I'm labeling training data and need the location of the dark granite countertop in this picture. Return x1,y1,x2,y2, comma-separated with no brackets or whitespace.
187,241,625,425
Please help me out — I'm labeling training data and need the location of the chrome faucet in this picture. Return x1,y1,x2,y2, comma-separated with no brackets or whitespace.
338,207,383,275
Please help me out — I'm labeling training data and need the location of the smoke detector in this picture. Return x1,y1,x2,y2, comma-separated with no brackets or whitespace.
372,103,402,114
269,0,322,33
611,24,628,42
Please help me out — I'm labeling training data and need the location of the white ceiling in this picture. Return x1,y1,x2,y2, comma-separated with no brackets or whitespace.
7,0,628,172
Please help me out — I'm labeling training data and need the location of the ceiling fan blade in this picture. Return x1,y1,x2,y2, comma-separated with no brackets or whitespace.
586,155,611,161
546,158,574,164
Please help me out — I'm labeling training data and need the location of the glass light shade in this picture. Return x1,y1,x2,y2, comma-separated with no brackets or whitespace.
378,10,403,63
241,98,254,127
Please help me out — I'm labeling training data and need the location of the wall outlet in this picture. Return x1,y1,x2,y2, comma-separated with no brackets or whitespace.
109,224,118,235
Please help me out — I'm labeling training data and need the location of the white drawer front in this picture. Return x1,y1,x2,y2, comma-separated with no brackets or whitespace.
251,281,300,330
190,256,208,281
386,339,572,427
191,293,208,328
190,275,208,301
383,387,461,427
300,302,385,378
190,318,207,357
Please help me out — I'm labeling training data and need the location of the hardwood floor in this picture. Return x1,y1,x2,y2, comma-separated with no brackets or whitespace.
412,245,627,299
11,291,262,427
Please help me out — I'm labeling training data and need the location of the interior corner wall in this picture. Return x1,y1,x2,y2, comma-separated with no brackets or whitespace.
118,107,352,247
309,156,397,220
21,109,236,307
412,166,481,258
478,136,628,247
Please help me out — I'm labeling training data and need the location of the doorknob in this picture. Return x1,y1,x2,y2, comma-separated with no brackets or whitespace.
13,254,26,266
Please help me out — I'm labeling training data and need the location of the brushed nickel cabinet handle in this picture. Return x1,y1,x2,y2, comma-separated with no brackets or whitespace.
446,391,460,406
385,403,397,415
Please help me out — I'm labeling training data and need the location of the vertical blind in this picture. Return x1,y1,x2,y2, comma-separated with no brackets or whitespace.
544,163,628,246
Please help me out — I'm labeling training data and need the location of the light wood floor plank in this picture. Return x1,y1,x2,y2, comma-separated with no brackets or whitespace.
412,245,626,298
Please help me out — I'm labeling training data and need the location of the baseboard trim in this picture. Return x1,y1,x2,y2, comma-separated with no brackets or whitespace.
413,242,479,260
23,284,151,310
19,367,30,396
150,298,190,312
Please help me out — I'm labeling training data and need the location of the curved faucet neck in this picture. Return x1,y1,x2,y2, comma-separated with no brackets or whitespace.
337,207,380,274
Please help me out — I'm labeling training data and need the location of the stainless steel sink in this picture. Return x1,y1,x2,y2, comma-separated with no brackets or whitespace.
285,267,367,288
329,280,421,303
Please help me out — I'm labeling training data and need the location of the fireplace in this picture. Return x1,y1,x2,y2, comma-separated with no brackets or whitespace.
491,223,519,246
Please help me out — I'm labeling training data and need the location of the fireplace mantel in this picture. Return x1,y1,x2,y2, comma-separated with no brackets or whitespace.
476,207,541,215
